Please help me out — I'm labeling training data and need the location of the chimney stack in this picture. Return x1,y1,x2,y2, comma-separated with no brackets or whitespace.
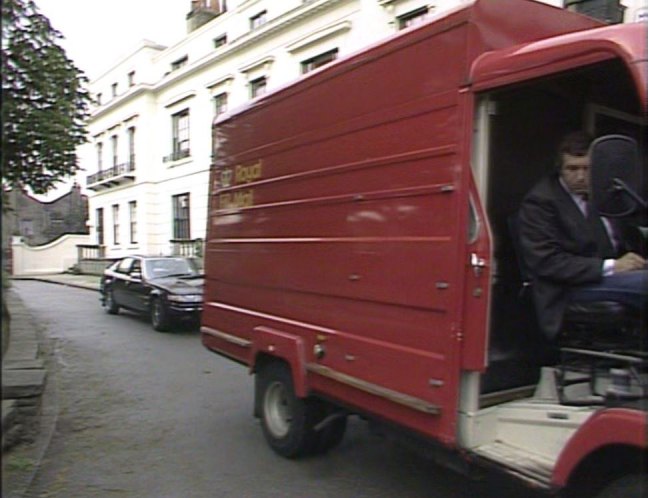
187,0,226,33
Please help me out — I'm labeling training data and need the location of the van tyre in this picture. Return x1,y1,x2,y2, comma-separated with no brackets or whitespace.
105,289,119,315
311,401,347,454
595,474,648,498
151,298,170,332
258,362,319,458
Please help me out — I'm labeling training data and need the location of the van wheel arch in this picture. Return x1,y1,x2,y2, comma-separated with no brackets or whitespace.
562,445,646,498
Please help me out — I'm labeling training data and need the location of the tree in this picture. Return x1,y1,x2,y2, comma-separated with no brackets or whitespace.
1,0,92,195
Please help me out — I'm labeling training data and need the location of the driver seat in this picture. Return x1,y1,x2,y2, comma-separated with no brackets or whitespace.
507,214,637,346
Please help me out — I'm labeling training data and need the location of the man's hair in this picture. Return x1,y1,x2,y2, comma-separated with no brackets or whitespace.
555,131,593,171
558,131,593,158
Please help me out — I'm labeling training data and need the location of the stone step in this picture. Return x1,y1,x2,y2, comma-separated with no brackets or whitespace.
2,369,46,399
3,359,45,370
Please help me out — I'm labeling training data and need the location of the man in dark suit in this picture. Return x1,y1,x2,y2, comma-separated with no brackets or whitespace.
518,131,647,340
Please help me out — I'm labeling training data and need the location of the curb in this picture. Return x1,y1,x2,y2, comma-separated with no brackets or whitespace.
2,279,98,454
1,290,47,452
10,276,100,292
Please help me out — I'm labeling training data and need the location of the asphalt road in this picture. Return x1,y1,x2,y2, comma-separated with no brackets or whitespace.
7,280,539,498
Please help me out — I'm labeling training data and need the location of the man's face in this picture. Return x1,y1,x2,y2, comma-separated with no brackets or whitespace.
560,153,590,196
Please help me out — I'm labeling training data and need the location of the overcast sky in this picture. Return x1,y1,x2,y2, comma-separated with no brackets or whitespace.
36,0,188,81
31,0,188,200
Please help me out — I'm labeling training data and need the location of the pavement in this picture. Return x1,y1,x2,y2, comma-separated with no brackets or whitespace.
2,273,101,452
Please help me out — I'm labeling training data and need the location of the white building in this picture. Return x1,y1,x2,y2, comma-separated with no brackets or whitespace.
81,0,645,259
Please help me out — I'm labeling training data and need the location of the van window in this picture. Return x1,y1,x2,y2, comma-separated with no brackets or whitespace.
468,198,479,244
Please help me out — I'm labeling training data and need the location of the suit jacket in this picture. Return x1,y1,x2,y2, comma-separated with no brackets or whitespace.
518,175,624,339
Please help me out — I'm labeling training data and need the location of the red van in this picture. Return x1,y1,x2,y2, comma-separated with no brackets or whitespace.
202,1,647,496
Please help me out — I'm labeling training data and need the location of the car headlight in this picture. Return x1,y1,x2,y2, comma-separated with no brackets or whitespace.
167,294,203,303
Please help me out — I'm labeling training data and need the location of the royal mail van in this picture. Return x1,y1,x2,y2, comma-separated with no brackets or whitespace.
201,1,647,496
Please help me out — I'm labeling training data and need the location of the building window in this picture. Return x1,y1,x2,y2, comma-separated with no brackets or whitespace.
96,142,103,171
171,56,188,71
213,92,228,117
301,49,339,74
215,0,227,13
129,201,137,244
250,76,267,98
110,134,119,167
171,109,190,160
112,204,120,245
127,126,136,167
96,93,102,105
564,0,625,24
96,208,104,245
398,7,429,30
250,10,267,30
128,71,136,87
172,193,191,239
111,82,118,97
213,34,227,49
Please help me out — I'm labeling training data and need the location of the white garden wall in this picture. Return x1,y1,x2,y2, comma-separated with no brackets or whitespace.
12,234,92,276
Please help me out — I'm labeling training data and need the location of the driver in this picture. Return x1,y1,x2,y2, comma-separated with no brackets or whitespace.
518,131,647,339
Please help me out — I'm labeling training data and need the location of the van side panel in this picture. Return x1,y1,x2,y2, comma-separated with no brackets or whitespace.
202,0,604,444
204,22,470,443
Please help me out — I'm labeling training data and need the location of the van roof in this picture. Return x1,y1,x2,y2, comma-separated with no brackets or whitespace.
470,21,648,110
215,0,602,125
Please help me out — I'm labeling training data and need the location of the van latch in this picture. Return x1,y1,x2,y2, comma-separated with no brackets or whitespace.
470,253,486,276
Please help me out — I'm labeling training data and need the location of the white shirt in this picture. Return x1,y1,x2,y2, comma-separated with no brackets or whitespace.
559,178,616,275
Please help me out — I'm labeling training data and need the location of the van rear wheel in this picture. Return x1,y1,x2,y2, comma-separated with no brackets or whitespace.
258,362,318,458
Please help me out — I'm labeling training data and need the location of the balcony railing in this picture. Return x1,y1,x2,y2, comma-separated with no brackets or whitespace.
163,149,191,163
170,238,203,259
76,244,106,260
87,161,136,191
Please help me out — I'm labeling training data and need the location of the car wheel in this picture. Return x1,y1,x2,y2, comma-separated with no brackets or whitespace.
105,288,120,315
258,361,319,458
150,298,170,332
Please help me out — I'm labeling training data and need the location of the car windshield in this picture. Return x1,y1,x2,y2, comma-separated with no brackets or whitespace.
143,258,200,279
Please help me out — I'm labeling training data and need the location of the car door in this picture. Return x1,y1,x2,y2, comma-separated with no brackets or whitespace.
111,257,135,309
124,259,149,312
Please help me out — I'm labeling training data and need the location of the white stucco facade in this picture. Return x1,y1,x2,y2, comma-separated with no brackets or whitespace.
81,0,646,258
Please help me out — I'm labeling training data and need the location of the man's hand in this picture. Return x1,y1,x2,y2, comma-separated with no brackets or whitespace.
614,252,646,272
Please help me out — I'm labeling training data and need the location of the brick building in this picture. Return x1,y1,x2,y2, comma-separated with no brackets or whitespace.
2,184,89,249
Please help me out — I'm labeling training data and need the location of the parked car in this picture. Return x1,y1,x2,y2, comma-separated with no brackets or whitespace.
100,255,204,331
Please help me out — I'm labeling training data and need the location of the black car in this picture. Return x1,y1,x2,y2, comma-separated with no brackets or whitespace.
100,255,204,331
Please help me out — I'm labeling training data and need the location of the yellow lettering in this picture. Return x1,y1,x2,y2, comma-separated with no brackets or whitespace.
235,161,262,184
219,190,254,209
233,190,254,207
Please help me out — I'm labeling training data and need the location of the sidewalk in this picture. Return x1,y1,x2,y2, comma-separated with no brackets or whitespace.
2,274,100,452
10,273,101,291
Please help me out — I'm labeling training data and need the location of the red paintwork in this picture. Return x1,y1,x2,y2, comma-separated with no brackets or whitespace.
552,409,648,487
201,0,644,451
471,22,648,111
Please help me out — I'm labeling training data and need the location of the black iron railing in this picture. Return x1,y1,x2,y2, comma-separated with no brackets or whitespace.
163,149,191,163
87,161,136,185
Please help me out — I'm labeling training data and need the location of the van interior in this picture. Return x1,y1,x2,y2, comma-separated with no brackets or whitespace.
477,58,646,397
